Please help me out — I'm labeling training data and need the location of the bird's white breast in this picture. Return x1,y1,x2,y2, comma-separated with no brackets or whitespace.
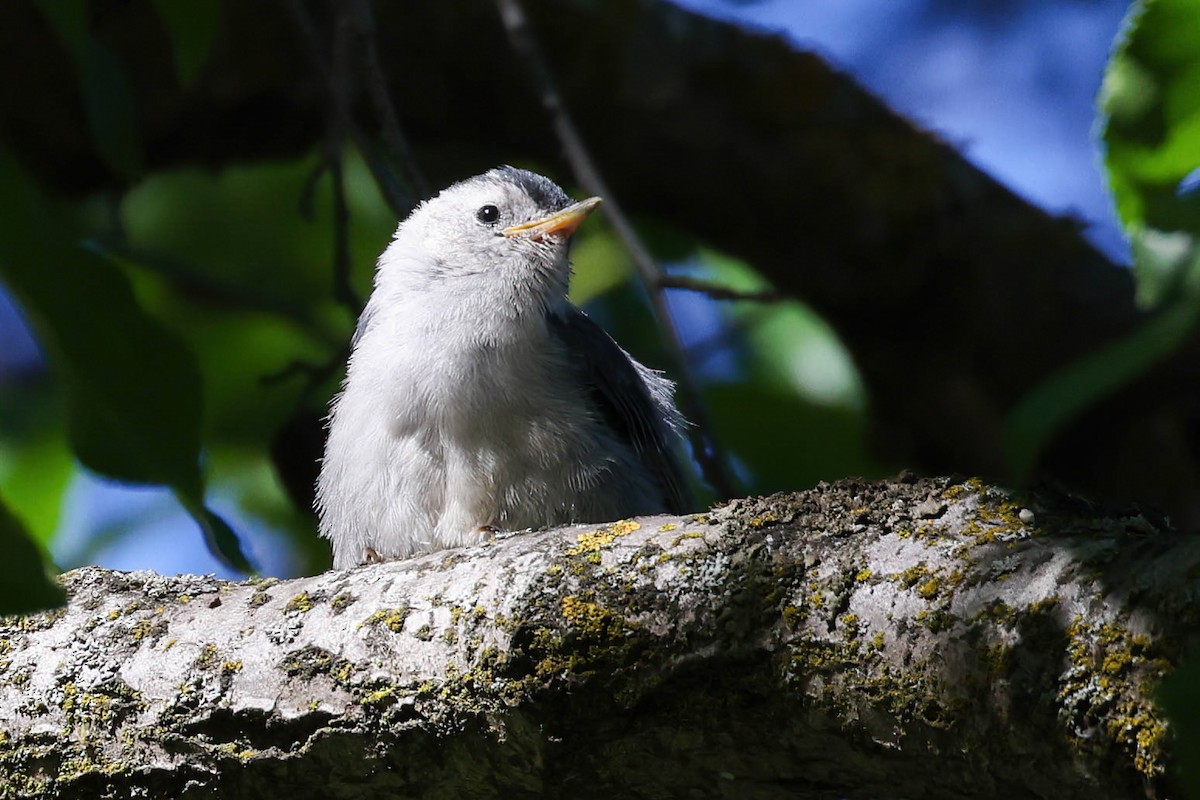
317,286,638,568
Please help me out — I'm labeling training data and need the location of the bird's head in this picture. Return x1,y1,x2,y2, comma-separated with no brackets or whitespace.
379,166,601,312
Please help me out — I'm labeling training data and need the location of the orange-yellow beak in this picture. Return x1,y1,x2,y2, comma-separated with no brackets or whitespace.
502,197,602,240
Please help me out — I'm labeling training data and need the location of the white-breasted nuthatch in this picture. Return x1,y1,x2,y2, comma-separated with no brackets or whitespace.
317,167,691,568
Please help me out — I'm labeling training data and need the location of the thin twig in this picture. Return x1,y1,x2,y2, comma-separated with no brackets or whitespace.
284,0,414,215
348,0,430,197
657,275,786,304
261,352,347,391
494,0,739,501
327,7,358,311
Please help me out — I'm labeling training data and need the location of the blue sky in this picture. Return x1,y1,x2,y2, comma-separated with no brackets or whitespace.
673,0,1132,261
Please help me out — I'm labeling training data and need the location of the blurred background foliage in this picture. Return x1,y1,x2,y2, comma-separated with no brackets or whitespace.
0,0,1196,618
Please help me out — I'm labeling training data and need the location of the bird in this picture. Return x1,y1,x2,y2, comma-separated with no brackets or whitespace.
316,166,692,568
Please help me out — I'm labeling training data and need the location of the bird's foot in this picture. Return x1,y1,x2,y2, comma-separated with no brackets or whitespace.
363,547,386,564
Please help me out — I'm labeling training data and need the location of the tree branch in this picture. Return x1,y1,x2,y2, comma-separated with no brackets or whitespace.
348,0,429,198
0,477,1189,798
658,274,786,303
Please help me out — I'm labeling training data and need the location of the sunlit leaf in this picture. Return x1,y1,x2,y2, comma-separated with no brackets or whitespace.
121,151,393,312
570,223,632,307
699,248,866,408
1101,0,1200,308
0,431,74,547
0,492,66,615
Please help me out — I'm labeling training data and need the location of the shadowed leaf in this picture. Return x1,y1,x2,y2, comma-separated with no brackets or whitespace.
0,492,66,615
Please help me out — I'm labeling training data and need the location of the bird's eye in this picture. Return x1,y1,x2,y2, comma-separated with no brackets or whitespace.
476,204,500,224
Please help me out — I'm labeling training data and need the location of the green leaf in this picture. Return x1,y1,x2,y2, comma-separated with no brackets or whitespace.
1012,0,1200,481
0,153,203,492
148,0,222,84
120,152,392,313
0,150,251,572
1101,0,1200,308
706,385,880,493
0,431,75,547
175,491,257,575
684,249,884,490
569,223,633,307
1004,293,1200,483
0,378,74,545
0,492,66,615
1158,654,1200,797
36,0,143,179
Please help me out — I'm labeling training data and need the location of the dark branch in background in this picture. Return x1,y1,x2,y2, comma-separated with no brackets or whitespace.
283,0,414,219
658,275,787,304
348,0,430,198
495,0,739,501
326,8,358,312
261,354,347,393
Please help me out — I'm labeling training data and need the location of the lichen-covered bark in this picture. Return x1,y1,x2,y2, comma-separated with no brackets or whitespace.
1,477,1194,799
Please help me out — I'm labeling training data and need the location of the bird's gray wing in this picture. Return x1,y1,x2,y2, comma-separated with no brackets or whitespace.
547,307,692,514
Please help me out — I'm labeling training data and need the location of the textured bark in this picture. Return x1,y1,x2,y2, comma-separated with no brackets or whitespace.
2,0,1200,524
0,477,1193,799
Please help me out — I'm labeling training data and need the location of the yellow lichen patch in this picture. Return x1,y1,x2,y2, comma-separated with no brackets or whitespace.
1133,718,1168,776
360,684,403,706
855,568,874,582
607,519,641,536
1102,650,1132,676
196,643,220,671
130,618,167,643
1061,615,1172,779
222,660,243,674
285,592,314,614
671,531,705,548
567,521,641,563
917,577,943,599
747,514,778,528
178,595,192,604
659,523,678,532
330,593,356,613
360,608,411,633
560,595,625,638
895,562,931,588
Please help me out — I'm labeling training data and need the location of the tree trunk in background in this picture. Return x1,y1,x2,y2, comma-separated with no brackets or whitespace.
0,477,1191,798
2,0,1198,523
